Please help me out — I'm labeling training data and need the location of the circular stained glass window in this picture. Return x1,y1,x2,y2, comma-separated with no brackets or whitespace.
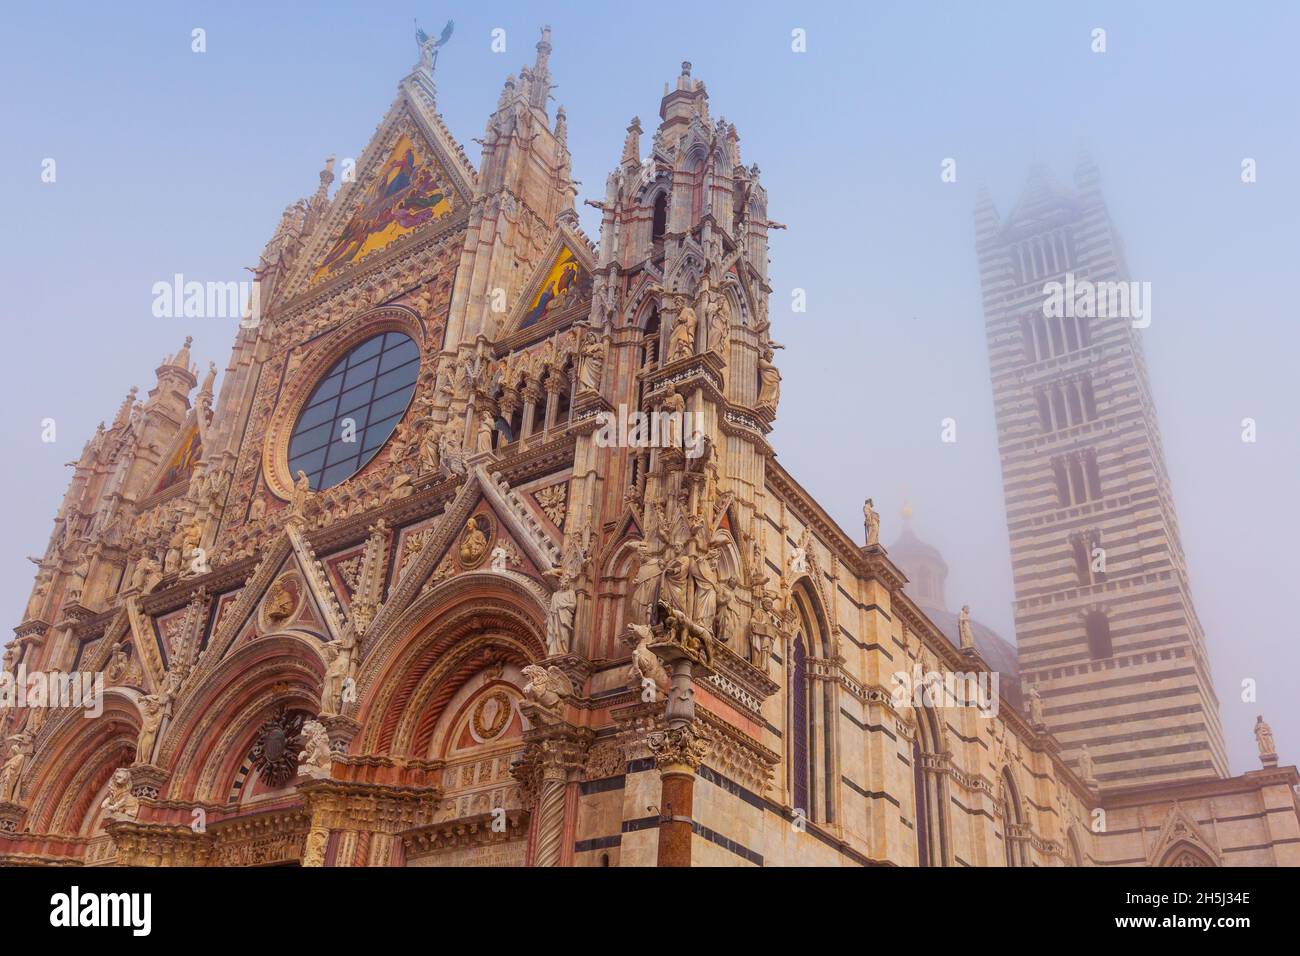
287,331,420,490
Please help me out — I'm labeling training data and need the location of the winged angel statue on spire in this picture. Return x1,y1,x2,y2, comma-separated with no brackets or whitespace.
414,19,455,73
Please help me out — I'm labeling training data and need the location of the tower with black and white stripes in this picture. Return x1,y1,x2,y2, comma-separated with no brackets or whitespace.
974,154,1229,790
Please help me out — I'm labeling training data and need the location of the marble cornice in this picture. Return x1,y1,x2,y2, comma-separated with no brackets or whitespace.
1101,764,1300,809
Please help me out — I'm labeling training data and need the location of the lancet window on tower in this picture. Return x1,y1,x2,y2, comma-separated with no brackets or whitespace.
790,632,810,818
1085,609,1113,659
1022,310,1091,363
1034,376,1098,432
651,192,668,245
1051,448,1102,507
1070,528,1107,586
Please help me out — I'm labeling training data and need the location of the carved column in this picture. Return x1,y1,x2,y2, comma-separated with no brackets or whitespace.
499,387,521,442
542,372,566,435
513,704,591,867
647,642,713,868
520,383,543,440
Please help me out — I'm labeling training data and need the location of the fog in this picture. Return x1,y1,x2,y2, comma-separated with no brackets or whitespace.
1,1,1294,774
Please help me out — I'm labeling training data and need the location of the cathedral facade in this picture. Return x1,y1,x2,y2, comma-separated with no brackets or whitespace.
2,29,1296,867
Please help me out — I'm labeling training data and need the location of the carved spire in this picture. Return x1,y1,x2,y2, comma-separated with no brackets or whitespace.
530,26,553,112
304,155,336,231
657,59,710,150
621,117,642,166
112,386,138,429
166,336,193,371
554,106,568,148
534,24,552,76
497,73,517,110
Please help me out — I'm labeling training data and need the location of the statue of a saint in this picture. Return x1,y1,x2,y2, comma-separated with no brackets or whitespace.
476,409,494,454
1027,684,1045,727
24,571,50,621
69,556,91,602
863,498,880,547
545,572,578,656
749,592,777,674
0,736,32,802
1255,715,1277,763
417,423,443,475
319,638,354,715
106,644,130,684
660,555,691,620
135,695,166,765
669,296,696,361
578,334,606,392
686,549,719,632
706,287,729,356
757,346,781,408
629,540,663,625
291,470,312,517
1078,744,1096,782
958,604,974,650
715,578,742,646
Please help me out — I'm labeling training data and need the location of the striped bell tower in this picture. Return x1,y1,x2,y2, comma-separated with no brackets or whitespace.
974,152,1229,790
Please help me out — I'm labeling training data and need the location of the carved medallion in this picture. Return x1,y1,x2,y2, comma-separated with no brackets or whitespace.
471,691,512,742
458,514,494,570
259,575,301,631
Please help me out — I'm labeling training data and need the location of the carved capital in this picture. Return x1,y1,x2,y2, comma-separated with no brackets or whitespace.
511,720,593,807
647,721,712,774
317,714,361,753
0,801,26,833
128,764,170,801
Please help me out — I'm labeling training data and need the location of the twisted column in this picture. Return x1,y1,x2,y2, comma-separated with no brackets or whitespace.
514,703,591,868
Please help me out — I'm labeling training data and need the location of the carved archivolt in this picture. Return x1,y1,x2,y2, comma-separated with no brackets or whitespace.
21,692,143,835
155,633,325,799
350,576,549,755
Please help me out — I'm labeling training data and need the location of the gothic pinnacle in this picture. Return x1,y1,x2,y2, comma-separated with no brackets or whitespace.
168,336,194,369
622,117,642,165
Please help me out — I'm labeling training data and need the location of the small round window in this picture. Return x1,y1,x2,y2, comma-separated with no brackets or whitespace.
287,331,420,490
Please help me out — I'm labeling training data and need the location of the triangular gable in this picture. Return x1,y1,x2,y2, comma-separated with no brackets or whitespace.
393,514,440,585
192,533,295,669
416,501,548,595
283,78,476,299
227,551,333,655
506,224,596,334
285,521,349,641
310,131,453,283
1149,802,1220,866
360,465,562,649
123,599,167,694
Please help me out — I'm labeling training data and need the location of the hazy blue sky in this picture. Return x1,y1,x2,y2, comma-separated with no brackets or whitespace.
1,1,1296,774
